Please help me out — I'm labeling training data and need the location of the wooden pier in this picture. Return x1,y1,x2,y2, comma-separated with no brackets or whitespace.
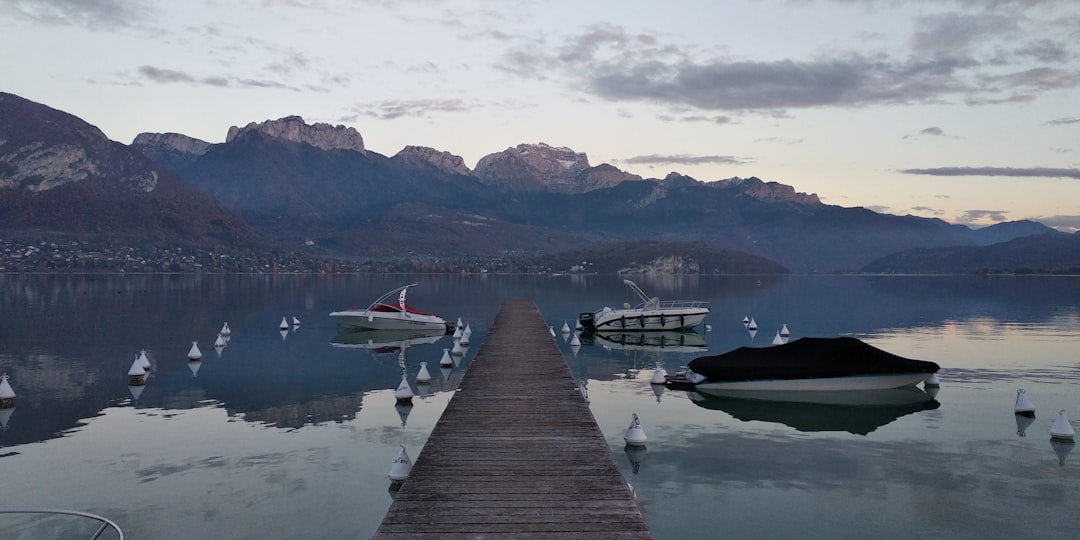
374,300,653,539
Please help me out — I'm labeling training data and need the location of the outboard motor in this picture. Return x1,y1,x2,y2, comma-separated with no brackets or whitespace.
578,312,595,330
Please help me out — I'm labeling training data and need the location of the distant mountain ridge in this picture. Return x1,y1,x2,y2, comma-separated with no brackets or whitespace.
862,232,1080,274
2,93,1069,273
128,114,1065,272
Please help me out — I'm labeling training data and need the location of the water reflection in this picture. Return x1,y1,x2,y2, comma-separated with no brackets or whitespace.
686,386,940,435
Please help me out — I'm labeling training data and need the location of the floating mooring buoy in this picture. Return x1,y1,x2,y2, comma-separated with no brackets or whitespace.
624,413,647,446
1014,389,1036,417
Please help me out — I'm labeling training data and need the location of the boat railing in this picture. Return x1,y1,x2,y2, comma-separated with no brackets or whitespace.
0,509,124,540
643,299,709,310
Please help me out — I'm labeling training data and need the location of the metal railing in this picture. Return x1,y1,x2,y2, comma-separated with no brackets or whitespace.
0,509,123,540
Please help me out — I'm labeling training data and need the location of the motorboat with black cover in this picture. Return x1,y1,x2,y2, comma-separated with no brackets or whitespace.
683,336,939,392
578,280,709,332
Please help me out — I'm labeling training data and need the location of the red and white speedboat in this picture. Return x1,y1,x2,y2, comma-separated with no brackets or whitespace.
329,283,448,331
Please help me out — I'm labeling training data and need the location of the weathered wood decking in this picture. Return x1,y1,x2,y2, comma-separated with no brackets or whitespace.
374,300,653,540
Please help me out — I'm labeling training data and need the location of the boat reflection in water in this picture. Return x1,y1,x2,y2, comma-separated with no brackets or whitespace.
687,386,940,436
329,328,447,354
589,330,708,353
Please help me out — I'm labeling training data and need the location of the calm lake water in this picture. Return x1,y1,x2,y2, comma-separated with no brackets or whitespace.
1,273,1078,539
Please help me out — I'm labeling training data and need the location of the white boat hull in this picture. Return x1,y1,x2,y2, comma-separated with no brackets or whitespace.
591,308,708,331
694,372,931,393
329,310,447,331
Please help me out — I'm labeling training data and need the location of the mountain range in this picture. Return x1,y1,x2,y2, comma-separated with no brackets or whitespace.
2,91,1077,274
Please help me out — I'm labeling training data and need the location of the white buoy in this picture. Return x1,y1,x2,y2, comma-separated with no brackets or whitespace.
394,373,414,403
624,413,647,446
772,331,784,345
924,373,941,387
742,315,750,327
561,321,571,334
187,341,202,360
214,334,226,348
0,373,16,408
780,324,790,338
705,324,712,333
127,359,147,385
1014,389,1036,417
569,333,581,347
388,444,413,483
292,316,301,327
452,325,463,340
549,326,556,337
451,340,466,356
462,324,472,339
459,332,470,346
748,317,758,331
650,368,666,385
1050,410,1075,441
220,322,231,336
440,348,453,367
456,317,464,330
138,350,152,371
416,362,432,384
279,317,289,330
575,319,583,331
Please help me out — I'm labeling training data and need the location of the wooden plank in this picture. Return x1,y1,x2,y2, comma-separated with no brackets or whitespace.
374,301,652,539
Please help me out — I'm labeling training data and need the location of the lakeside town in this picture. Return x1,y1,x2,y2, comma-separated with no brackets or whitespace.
0,237,530,274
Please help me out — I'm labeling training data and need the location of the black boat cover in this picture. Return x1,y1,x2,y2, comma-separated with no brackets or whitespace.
687,336,939,382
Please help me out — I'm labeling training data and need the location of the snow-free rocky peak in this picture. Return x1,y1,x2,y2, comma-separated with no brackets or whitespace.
226,116,366,154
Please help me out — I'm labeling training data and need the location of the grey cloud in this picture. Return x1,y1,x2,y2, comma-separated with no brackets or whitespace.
900,166,1080,179
909,206,944,215
1012,39,1070,63
138,65,196,83
955,209,1010,224
920,127,945,136
497,7,1079,114
354,98,470,120
1033,214,1080,232
3,0,156,30
622,154,749,166
136,65,298,91
911,12,1018,55
1046,117,1080,125
499,26,981,112
989,67,1080,90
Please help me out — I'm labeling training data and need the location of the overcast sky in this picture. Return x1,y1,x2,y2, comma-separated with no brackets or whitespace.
2,0,1078,231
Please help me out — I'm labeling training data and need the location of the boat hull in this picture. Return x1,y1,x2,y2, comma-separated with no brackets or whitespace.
329,310,447,331
694,372,933,393
588,308,708,332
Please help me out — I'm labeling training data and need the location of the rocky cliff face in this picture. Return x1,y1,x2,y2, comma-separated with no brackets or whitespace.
0,92,263,248
473,142,639,193
392,145,471,176
131,132,212,171
226,116,365,153
722,176,820,204
0,92,157,193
